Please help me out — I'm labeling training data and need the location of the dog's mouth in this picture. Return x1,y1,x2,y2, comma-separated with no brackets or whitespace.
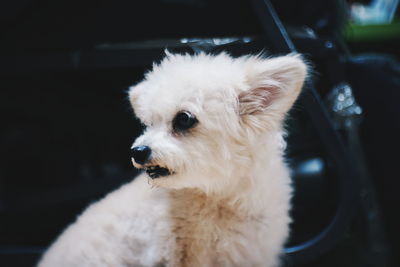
145,165,172,179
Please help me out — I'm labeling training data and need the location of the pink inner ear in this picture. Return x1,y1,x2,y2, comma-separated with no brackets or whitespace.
238,86,280,116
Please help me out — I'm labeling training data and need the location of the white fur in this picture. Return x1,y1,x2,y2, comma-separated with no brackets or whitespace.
38,52,307,267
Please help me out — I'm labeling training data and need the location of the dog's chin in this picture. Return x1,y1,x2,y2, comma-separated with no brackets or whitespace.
144,165,173,179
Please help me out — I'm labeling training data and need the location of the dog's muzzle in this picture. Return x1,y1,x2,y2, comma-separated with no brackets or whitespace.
131,146,172,179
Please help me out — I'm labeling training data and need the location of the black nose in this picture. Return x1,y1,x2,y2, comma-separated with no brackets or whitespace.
131,145,152,165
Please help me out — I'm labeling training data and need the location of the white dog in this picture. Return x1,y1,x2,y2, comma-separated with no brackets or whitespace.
38,52,307,267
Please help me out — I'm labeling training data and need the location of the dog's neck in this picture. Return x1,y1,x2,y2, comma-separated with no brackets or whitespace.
166,132,290,267
191,131,288,213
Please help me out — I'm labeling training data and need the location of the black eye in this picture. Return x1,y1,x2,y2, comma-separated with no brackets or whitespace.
172,111,198,132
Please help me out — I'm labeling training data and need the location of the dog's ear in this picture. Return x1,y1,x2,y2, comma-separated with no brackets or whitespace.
239,54,307,128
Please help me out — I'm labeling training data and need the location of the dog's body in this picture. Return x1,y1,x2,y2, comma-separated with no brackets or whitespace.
38,52,307,267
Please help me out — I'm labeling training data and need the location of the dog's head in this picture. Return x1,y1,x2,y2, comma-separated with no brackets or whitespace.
129,52,307,192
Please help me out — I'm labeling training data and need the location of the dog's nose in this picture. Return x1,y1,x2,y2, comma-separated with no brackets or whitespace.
131,145,152,165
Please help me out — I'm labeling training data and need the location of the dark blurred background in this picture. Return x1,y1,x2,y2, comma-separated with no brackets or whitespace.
0,0,399,266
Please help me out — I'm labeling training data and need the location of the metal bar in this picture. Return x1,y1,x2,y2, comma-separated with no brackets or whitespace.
251,0,360,264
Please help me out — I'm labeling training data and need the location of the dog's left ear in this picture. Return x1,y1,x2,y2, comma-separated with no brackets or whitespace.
239,54,307,127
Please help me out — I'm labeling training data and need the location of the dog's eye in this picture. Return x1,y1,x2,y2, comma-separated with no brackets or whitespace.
172,111,198,132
